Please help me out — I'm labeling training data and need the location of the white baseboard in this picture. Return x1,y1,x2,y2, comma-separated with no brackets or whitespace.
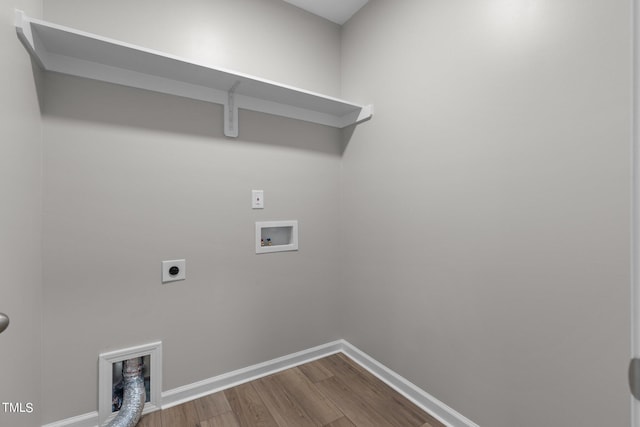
161,340,344,409
340,341,479,427
42,411,98,427
42,339,478,427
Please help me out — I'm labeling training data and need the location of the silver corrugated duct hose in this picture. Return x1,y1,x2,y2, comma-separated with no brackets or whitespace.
106,358,146,427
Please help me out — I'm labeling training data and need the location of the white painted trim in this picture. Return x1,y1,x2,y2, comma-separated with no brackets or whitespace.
41,412,98,427
340,341,480,427
41,340,478,427
161,339,342,409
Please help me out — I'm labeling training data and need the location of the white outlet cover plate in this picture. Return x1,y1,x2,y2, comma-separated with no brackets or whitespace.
162,259,186,283
252,190,264,209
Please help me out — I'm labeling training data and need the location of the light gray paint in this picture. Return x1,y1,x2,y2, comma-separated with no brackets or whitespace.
281,0,369,25
12,0,633,425
40,0,343,423
0,1,43,426
43,0,341,98
340,1,631,426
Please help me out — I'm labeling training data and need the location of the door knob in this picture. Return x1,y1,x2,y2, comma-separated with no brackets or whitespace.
0,313,9,334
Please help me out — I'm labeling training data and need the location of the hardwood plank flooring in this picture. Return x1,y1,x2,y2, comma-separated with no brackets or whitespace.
200,412,241,427
324,417,356,427
252,368,343,426
161,401,200,427
195,392,232,420
297,360,334,383
138,408,163,427
225,383,279,427
138,354,445,427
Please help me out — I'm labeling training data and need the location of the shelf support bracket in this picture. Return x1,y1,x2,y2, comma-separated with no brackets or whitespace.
224,82,240,138
15,10,45,69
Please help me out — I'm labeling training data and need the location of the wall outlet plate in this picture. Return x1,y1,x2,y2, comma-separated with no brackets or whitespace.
162,259,185,283
252,190,264,209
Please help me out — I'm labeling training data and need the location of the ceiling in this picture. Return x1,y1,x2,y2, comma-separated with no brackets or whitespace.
281,0,369,25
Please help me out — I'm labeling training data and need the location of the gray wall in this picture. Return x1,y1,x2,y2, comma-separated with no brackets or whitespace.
42,0,341,97
0,1,43,426
340,1,631,426
15,0,633,425
40,0,343,423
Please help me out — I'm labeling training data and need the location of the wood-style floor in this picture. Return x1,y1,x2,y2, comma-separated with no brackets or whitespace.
138,353,444,427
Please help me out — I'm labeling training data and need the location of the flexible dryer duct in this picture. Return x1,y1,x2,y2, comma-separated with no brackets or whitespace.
106,358,146,427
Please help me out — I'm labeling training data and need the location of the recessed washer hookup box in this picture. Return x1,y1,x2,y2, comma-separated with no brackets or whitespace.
256,220,298,254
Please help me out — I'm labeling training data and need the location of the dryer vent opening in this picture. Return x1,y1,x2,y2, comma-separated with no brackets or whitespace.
105,357,147,427
98,341,162,426
112,355,151,413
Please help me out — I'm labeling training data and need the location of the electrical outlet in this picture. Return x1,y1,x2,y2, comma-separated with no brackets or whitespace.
162,259,185,283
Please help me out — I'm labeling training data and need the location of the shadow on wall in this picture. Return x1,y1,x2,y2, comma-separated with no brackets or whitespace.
29,58,46,113
39,71,356,156
339,124,357,155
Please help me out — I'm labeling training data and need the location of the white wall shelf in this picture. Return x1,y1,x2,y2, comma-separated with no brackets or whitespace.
14,10,373,138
